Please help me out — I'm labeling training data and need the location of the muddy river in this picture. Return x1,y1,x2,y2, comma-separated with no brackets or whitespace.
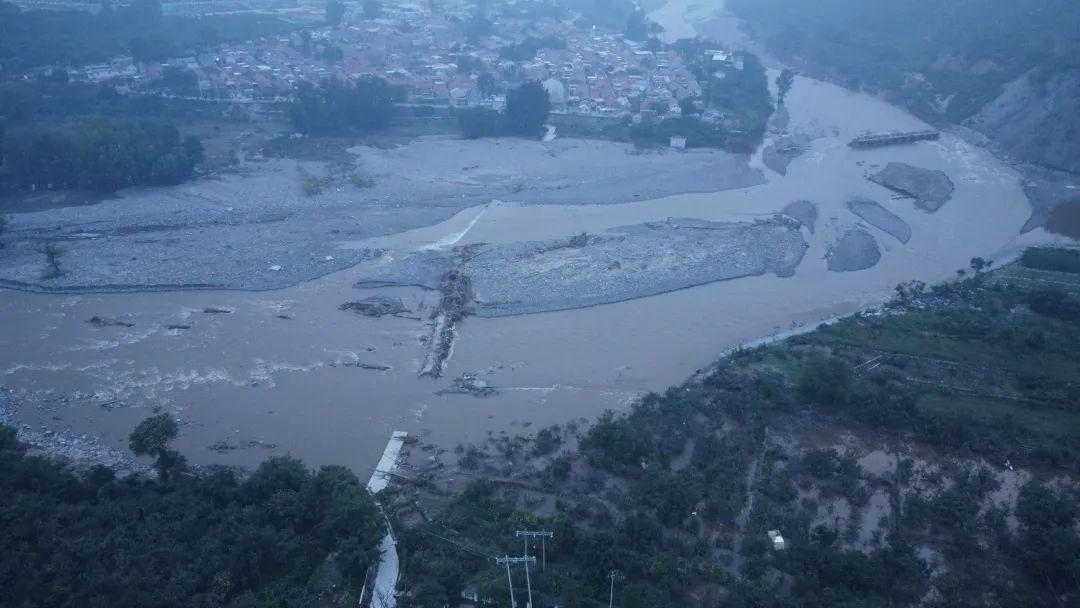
0,0,1054,476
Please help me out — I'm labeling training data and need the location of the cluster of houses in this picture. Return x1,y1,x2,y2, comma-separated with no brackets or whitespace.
64,0,744,123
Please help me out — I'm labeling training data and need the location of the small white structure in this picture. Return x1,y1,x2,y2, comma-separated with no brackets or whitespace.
669,135,687,149
767,530,786,551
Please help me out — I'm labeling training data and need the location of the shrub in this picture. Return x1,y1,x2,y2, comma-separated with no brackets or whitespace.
798,355,853,406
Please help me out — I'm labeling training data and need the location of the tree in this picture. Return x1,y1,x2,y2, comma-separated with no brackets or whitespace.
129,413,183,482
322,44,345,63
458,107,501,139
776,68,795,104
625,10,648,41
326,0,345,26
362,0,381,19
477,72,496,97
798,355,853,406
2,119,202,193
504,80,550,137
464,12,493,42
128,37,151,63
969,256,990,274
289,76,395,135
157,66,198,94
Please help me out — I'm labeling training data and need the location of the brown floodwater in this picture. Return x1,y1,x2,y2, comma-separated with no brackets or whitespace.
0,1,1054,477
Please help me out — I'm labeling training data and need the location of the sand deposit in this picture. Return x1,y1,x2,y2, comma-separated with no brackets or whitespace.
827,228,881,272
870,162,956,212
846,198,911,243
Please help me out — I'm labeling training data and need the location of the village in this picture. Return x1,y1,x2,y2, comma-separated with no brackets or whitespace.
66,0,748,122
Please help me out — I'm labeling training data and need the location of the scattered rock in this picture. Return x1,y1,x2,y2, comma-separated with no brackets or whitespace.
203,307,233,314
86,316,134,328
439,373,497,397
827,228,881,272
339,296,410,317
208,439,278,452
420,269,474,378
782,200,818,233
166,324,191,331
846,198,911,243
343,362,391,371
869,162,955,211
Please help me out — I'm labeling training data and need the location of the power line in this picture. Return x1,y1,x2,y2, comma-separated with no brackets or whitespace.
415,527,497,560
515,530,554,571
496,555,537,608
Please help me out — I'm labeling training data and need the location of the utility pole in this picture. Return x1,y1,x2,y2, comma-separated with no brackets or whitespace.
524,556,533,608
608,570,617,608
515,530,554,571
496,555,536,608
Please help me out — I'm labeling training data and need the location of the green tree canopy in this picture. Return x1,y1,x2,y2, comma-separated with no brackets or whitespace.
504,80,551,137
326,0,345,25
362,0,381,19
289,76,396,136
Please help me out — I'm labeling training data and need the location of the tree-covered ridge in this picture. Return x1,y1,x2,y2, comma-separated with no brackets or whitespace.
0,421,384,608
0,0,294,73
392,255,1080,608
727,0,1080,123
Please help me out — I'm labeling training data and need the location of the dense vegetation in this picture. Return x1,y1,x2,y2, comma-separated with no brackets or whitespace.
289,76,398,136
457,80,551,139
630,44,772,151
0,69,220,195
726,0,1080,123
498,36,567,62
0,417,383,608
0,0,293,73
393,256,1080,607
1,118,203,193
1021,246,1080,274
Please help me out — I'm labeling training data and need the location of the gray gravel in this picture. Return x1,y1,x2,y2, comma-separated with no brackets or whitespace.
827,228,881,272
356,217,809,317
846,198,911,243
0,388,146,476
782,200,818,233
339,296,410,317
869,162,955,212
0,137,763,293
0,159,417,292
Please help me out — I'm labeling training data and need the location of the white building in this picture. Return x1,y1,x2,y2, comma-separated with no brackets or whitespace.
767,530,786,551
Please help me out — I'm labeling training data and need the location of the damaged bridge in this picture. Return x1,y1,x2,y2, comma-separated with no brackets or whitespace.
849,130,940,148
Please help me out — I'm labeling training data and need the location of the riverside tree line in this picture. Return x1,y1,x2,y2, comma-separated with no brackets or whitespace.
0,415,384,607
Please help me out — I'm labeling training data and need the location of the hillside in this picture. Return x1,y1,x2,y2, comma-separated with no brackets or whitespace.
725,0,1080,176
387,252,1080,608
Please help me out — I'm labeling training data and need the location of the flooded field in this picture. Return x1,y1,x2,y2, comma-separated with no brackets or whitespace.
0,0,1056,477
